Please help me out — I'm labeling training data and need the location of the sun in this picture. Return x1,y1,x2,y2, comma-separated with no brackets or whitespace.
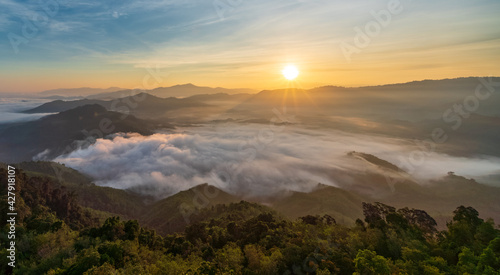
282,65,299,80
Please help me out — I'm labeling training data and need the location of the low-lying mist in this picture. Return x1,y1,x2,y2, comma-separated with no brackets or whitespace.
54,124,500,199
0,97,53,123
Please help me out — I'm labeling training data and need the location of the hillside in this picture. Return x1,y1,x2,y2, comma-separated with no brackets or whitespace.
0,104,156,162
22,93,209,121
12,162,151,219
272,184,367,225
11,148,500,231
2,167,499,274
347,151,406,173
22,98,107,114
340,152,500,227
141,183,243,234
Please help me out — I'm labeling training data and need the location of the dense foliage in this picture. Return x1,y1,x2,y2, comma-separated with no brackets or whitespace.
1,168,499,274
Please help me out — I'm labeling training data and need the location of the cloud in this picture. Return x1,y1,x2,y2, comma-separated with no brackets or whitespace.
2,0,500,92
48,21,88,33
0,97,53,123
0,112,54,124
0,14,13,31
111,11,127,19
54,124,500,199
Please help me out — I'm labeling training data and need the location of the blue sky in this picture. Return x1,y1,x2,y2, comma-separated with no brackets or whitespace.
1,0,499,92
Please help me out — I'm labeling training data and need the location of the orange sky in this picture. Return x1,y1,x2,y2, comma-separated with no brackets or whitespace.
1,0,499,93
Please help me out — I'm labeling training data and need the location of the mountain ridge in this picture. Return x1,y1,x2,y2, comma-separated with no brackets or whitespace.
0,104,158,162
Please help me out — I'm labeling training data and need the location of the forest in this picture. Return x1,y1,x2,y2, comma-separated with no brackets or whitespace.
1,168,499,274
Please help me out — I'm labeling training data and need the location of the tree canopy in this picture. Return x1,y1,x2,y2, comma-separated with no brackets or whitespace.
1,168,500,274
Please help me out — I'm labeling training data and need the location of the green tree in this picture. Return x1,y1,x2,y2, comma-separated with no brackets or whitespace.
477,237,500,273
457,247,478,274
214,242,244,274
354,249,392,275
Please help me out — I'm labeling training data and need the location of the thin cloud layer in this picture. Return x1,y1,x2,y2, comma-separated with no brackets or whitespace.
0,97,53,123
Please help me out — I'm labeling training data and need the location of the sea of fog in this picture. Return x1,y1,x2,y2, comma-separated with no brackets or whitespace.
5,97,499,198
54,123,500,199
0,97,53,124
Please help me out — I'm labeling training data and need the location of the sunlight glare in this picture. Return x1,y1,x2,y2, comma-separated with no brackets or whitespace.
282,65,299,80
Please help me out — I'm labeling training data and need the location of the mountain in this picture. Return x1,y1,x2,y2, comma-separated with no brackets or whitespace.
86,84,257,100
228,77,500,118
150,84,256,98
272,184,367,225
2,162,274,234
141,183,242,234
0,104,156,162
41,95,85,100
27,78,500,135
39,87,124,97
185,93,253,104
268,152,500,228
14,161,150,219
15,161,92,185
230,88,309,109
2,165,499,274
115,92,208,119
86,89,143,100
347,151,406,173
7,156,500,234
223,77,500,159
22,93,209,121
23,98,107,113
418,174,500,225
413,113,500,157
340,153,500,227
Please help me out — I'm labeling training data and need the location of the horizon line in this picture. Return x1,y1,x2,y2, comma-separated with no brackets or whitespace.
1,76,499,95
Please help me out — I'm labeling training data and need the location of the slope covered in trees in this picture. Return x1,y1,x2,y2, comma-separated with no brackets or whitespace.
1,168,500,274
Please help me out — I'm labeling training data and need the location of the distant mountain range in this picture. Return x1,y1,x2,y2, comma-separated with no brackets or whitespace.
229,77,500,118
23,98,108,114
9,77,500,161
30,78,500,122
39,84,257,99
23,93,208,119
23,92,254,124
40,87,124,97
224,77,500,158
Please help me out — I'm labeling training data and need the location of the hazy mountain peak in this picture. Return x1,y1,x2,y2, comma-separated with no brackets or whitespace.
177,83,197,87
57,103,107,116
134,92,161,100
39,87,125,96
347,151,405,173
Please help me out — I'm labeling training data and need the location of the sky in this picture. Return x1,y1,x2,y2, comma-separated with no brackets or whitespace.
0,0,499,93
